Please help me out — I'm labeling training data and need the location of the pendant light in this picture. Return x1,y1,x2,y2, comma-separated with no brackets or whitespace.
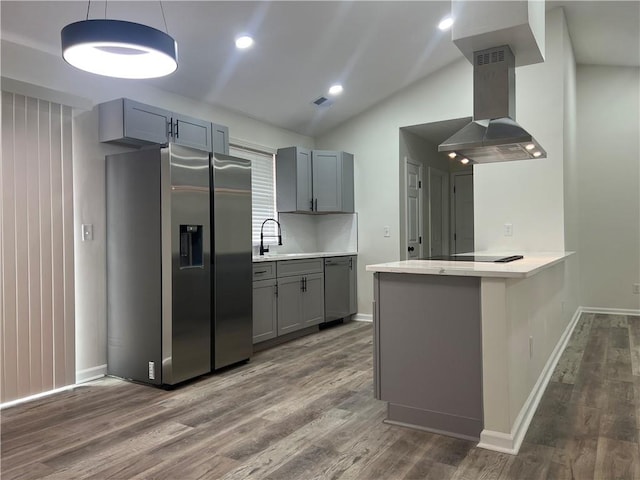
61,2,178,79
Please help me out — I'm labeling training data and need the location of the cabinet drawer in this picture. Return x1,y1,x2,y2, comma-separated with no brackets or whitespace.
253,262,276,280
277,258,323,277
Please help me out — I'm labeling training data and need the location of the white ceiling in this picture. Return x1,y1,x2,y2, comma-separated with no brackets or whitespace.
1,1,638,138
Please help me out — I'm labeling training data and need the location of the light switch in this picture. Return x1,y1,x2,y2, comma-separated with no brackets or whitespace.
82,224,93,242
383,226,390,237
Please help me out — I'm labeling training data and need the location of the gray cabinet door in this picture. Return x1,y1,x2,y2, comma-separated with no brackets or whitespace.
122,99,170,145
253,278,277,343
302,272,325,327
296,148,313,212
276,146,313,213
212,123,229,155
312,150,342,212
99,98,225,154
348,256,357,315
173,113,212,152
277,275,303,335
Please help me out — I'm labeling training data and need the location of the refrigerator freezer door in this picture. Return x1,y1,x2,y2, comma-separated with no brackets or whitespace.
161,144,212,385
212,153,253,369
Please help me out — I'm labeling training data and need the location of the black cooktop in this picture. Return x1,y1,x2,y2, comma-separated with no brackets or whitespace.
421,255,524,263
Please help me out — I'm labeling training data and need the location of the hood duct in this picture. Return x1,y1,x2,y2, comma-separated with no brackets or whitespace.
439,45,546,163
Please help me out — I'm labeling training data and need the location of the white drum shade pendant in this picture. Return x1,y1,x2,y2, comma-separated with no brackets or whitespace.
61,19,178,79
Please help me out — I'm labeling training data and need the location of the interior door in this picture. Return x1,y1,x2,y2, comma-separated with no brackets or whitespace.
405,159,423,259
452,172,474,254
429,167,449,256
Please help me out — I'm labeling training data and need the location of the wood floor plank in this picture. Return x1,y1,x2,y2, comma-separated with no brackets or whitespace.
3,316,640,480
593,437,640,480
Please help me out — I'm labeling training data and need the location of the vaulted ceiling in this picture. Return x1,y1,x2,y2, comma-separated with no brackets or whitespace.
2,1,638,137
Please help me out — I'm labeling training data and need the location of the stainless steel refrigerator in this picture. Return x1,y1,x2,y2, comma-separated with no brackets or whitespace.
106,144,252,387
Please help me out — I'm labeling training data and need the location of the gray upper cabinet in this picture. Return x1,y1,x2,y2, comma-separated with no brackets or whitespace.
212,123,229,155
276,146,354,213
99,98,224,154
100,98,171,146
172,113,212,152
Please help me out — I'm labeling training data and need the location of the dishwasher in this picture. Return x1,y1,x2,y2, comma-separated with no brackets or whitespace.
324,256,356,323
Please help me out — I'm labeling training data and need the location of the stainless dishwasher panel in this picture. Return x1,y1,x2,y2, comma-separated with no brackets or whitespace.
324,257,352,322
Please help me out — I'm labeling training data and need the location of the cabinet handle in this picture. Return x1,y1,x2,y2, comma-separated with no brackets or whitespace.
175,119,179,138
314,198,318,211
255,270,267,274
310,199,314,211
168,118,173,138
349,258,353,270
274,284,278,297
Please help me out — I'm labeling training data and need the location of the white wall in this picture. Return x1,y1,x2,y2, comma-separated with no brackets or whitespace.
317,9,574,315
1,39,315,379
473,8,567,253
576,65,640,311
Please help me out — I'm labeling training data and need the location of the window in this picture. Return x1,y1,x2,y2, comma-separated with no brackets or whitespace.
229,144,277,245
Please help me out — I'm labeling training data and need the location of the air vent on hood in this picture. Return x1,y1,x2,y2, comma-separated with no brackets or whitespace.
439,45,546,163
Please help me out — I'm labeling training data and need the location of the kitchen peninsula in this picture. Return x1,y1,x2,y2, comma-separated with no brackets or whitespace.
367,252,574,454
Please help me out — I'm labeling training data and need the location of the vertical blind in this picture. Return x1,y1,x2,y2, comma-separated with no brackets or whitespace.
229,144,277,244
1,92,75,403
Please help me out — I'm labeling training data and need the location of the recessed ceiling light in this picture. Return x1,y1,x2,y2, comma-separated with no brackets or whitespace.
328,84,343,96
438,16,454,31
460,158,469,164
448,152,457,159
235,35,254,49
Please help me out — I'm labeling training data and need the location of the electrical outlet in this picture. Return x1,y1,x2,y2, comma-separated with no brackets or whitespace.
383,226,390,237
633,284,640,295
504,223,513,237
81,224,93,241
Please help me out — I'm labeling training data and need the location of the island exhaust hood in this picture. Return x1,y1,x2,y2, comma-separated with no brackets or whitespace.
439,45,546,163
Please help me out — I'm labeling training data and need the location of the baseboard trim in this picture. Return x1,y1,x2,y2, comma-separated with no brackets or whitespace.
478,306,583,455
580,306,640,316
1,384,77,410
353,313,372,323
76,364,107,384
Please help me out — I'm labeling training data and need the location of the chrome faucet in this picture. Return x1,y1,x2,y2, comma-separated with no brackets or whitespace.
260,218,282,255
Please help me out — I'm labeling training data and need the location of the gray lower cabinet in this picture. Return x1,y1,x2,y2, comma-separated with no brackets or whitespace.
277,272,324,335
99,98,228,154
252,263,277,343
276,259,325,336
252,258,325,343
252,278,277,343
276,146,354,213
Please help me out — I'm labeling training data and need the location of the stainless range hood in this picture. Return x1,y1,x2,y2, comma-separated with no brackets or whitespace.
439,45,546,163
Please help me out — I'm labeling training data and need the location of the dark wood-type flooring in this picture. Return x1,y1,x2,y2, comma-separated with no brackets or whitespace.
2,313,640,479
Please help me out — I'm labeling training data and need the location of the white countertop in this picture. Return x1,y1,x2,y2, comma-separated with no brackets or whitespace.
366,252,574,279
253,251,358,263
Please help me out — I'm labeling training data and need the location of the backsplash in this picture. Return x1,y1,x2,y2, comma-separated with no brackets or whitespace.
254,213,358,255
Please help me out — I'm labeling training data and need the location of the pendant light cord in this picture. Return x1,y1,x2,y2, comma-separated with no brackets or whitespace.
160,1,169,34
85,0,91,20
